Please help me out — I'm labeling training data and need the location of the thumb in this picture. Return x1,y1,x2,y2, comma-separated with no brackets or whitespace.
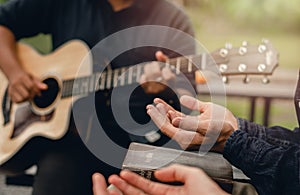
154,164,197,183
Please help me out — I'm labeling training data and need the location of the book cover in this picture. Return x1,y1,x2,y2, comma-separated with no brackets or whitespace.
121,142,250,193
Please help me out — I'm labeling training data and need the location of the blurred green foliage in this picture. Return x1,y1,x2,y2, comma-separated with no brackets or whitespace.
185,0,300,33
184,0,300,70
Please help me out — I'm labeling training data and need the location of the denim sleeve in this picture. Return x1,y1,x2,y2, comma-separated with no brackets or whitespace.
237,117,300,146
223,130,300,195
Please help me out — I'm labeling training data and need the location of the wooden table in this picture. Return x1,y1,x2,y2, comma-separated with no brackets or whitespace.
196,70,297,126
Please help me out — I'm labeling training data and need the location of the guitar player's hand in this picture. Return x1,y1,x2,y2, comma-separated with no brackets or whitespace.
139,51,175,94
95,164,229,195
8,70,47,103
0,26,47,103
146,96,238,152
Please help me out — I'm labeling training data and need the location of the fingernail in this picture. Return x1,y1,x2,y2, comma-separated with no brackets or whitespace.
175,117,182,121
93,172,101,179
168,110,174,114
172,117,182,124
120,170,131,177
146,105,153,109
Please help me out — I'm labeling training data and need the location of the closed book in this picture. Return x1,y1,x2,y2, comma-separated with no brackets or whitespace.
122,142,249,193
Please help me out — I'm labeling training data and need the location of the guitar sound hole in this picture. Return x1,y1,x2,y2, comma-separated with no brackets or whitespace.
33,78,60,109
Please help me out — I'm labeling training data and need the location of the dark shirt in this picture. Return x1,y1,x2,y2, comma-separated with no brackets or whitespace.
224,117,300,194
0,1,196,194
0,0,194,61
0,0,196,144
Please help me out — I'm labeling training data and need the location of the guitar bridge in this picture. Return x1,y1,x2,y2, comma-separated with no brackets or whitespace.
2,88,11,125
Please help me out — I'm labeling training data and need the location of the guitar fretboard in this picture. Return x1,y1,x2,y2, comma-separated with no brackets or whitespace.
60,53,213,98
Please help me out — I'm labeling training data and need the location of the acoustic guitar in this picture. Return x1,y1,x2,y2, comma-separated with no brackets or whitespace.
0,39,278,166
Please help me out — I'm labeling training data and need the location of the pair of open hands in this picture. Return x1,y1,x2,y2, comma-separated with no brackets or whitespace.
93,95,238,195
147,96,238,153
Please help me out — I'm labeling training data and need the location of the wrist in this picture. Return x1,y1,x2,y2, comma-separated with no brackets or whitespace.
6,66,26,82
212,126,236,153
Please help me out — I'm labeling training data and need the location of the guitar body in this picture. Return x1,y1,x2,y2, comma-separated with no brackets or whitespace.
0,40,91,167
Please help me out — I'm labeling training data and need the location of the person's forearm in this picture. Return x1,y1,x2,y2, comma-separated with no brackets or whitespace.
237,118,300,146
0,25,23,80
223,130,300,195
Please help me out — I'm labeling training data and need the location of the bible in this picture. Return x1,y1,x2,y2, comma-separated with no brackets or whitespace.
121,142,250,193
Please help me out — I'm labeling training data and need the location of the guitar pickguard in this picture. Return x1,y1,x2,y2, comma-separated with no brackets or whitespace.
12,103,54,139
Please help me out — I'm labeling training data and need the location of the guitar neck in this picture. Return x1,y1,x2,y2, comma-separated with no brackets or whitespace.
60,53,210,98
59,38,279,99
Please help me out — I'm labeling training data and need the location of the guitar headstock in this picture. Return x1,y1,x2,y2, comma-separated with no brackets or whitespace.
210,39,279,84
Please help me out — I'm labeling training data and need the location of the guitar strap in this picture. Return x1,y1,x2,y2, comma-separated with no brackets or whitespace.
295,69,300,127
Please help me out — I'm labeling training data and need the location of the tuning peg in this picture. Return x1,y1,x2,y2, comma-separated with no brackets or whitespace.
242,41,248,47
222,76,229,84
225,42,232,50
219,64,228,73
262,76,270,84
258,44,267,53
258,64,266,72
243,75,251,84
262,38,269,44
239,46,247,55
238,64,247,72
219,48,228,58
